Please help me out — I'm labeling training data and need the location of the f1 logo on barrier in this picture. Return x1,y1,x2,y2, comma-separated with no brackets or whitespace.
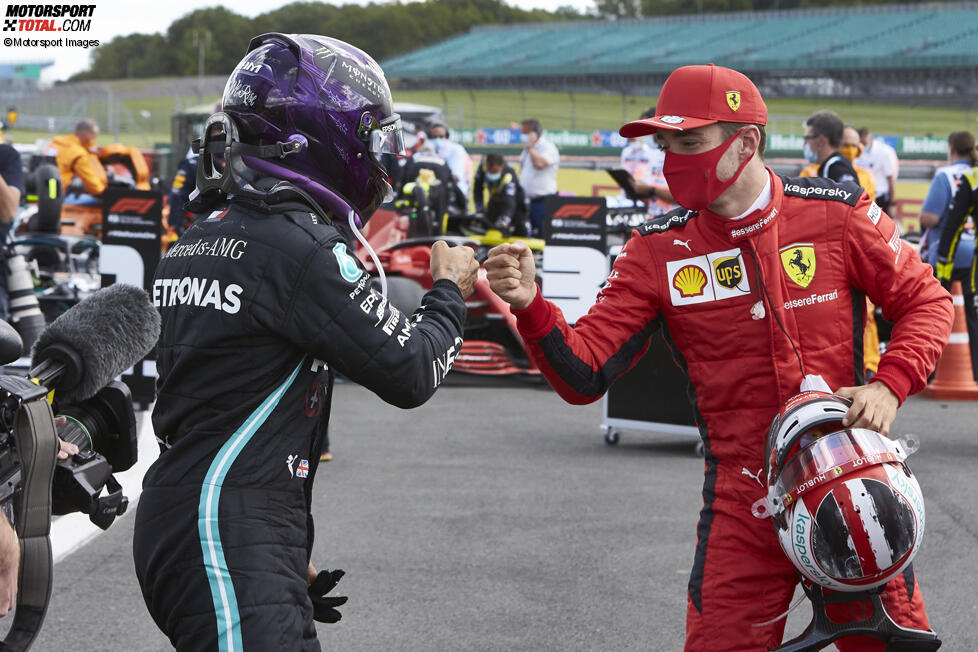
108,197,158,215
543,196,608,324
552,204,601,220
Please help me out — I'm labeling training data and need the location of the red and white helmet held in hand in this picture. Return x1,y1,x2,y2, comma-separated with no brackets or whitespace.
754,391,925,592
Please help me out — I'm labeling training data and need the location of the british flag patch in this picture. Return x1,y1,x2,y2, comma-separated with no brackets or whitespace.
296,459,309,478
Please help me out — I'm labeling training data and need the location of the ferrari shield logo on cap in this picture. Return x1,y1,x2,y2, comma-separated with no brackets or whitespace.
780,243,816,288
726,91,741,112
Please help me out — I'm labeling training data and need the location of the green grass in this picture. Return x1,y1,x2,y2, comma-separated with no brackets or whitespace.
7,79,975,151
7,88,221,149
394,89,978,137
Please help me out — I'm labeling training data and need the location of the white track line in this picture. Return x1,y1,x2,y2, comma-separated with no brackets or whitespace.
51,408,159,564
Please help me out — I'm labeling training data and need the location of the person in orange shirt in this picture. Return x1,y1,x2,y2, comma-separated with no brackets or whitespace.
44,119,106,198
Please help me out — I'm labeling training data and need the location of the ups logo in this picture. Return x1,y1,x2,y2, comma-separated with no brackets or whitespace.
713,256,743,290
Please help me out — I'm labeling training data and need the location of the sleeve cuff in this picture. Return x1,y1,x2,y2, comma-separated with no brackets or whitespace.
511,286,554,340
431,278,464,300
870,361,915,405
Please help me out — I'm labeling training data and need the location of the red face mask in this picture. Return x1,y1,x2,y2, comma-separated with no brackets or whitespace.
663,128,751,212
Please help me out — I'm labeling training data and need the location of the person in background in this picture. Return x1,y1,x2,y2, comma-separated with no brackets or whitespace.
427,121,471,211
838,124,883,378
0,144,22,242
803,110,857,184
919,131,977,267
919,131,978,378
801,123,874,199
519,118,559,237
398,142,456,234
935,147,978,381
44,119,106,199
473,152,527,236
840,124,877,200
0,143,24,322
857,126,899,214
167,148,199,236
620,106,675,217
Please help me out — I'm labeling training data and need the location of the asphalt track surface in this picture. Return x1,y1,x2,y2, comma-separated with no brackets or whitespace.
10,381,978,651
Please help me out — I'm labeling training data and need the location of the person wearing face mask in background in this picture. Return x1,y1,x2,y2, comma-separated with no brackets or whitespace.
841,124,883,377
473,151,528,236
398,138,457,234
802,124,877,202
800,123,882,378
857,126,899,215
802,110,859,186
426,120,471,212
620,106,677,217
518,118,559,237
839,125,877,201
485,63,950,651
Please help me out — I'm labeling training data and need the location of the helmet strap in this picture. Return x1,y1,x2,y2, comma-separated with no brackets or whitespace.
240,155,365,228
772,580,940,651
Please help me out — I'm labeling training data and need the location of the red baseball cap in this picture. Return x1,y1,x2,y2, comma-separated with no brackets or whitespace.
620,63,767,137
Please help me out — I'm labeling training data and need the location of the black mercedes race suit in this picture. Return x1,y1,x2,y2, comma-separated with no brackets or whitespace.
132,192,466,652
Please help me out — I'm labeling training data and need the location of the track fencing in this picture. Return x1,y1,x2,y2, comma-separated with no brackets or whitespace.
6,76,226,147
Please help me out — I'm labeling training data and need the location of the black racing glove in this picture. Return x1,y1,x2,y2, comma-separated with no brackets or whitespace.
308,569,348,624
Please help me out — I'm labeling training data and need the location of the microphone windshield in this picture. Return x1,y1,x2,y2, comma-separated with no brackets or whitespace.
30,284,161,402
0,319,23,366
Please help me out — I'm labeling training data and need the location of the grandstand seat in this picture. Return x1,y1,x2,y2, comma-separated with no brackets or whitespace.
381,5,978,80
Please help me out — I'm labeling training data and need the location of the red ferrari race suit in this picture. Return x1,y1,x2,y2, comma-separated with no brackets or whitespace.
512,171,953,651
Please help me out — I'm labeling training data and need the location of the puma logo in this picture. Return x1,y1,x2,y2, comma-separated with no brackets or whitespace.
742,467,764,487
673,238,692,251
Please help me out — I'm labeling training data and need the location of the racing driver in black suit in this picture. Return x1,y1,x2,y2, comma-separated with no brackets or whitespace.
132,33,478,651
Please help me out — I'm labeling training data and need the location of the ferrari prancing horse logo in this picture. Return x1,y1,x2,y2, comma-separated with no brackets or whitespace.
780,243,816,288
726,91,741,112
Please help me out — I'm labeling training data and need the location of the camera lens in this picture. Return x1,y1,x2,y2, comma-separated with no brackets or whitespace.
54,380,138,472
56,413,100,455
57,396,116,457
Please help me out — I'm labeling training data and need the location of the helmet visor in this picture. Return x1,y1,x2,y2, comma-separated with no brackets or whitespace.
369,113,406,159
771,429,908,515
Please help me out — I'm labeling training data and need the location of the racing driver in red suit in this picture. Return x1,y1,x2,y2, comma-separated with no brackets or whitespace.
485,64,952,651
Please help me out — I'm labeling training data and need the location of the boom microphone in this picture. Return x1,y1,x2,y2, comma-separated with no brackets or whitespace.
29,284,161,402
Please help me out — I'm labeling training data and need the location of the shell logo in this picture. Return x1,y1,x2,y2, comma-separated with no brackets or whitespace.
672,264,708,298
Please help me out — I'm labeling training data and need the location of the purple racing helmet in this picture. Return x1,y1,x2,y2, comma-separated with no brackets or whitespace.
220,32,404,222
